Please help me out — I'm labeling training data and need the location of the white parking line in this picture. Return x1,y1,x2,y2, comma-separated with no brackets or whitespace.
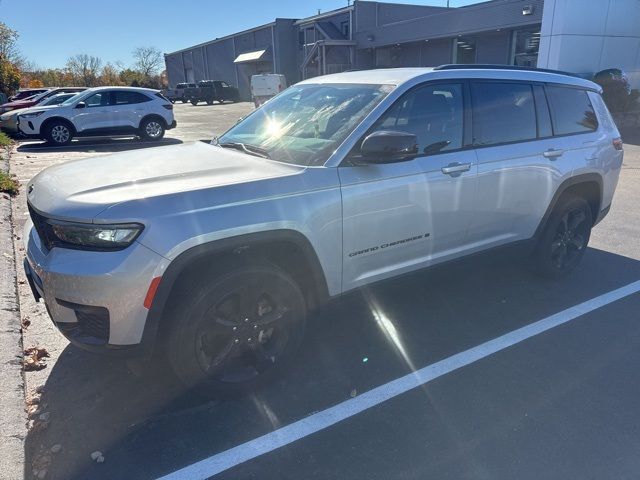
157,279,640,480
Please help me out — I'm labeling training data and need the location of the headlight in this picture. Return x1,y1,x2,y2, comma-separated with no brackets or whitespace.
21,111,45,118
48,221,144,250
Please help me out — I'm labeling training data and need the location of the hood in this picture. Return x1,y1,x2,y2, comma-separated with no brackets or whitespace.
1,104,59,120
27,141,305,220
2,99,37,110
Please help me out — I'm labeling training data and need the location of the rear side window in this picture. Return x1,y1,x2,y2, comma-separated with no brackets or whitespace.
113,91,151,105
545,86,598,135
471,82,537,146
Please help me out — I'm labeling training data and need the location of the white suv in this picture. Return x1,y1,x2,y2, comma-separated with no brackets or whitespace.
18,86,176,145
24,66,623,394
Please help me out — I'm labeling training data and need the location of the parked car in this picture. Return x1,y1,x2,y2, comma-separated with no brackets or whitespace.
0,92,7,105
0,92,79,135
251,73,287,107
17,86,176,145
593,68,633,114
187,80,239,105
163,82,196,103
23,66,622,395
0,87,86,114
8,88,48,102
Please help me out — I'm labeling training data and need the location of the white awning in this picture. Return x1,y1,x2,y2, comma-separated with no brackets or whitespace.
234,49,269,63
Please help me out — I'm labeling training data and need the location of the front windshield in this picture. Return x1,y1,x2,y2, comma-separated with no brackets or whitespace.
41,93,77,106
218,83,393,166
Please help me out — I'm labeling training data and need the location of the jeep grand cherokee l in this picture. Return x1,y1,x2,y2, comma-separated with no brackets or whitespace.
23,66,623,394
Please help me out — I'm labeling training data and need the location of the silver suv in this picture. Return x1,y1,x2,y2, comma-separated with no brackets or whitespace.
24,66,623,394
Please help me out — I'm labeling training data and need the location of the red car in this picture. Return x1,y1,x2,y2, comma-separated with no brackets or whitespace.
8,88,48,102
0,87,86,114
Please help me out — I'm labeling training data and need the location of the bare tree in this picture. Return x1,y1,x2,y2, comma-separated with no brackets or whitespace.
132,46,163,77
66,54,102,86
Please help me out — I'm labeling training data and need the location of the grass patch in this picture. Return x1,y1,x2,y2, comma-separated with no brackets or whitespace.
0,131,11,148
0,170,19,196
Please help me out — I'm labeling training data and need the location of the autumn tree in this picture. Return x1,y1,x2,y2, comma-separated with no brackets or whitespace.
0,54,20,95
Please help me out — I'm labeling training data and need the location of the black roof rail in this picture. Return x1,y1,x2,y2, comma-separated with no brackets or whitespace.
433,64,582,79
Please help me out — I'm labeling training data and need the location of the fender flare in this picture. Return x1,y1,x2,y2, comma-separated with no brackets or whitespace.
138,229,330,355
533,173,603,239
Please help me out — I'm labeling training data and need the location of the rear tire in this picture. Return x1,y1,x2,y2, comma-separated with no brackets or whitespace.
139,117,165,141
531,195,593,278
44,120,73,146
206,99,214,105
181,98,188,104
166,264,306,396
190,99,198,106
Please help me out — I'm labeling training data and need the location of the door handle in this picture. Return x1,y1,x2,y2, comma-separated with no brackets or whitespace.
441,162,472,176
543,148,564,159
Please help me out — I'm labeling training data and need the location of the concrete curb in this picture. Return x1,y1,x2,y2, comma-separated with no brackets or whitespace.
0,145,26,480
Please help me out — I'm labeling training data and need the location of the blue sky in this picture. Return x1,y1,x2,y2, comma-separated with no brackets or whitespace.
1,0,481,69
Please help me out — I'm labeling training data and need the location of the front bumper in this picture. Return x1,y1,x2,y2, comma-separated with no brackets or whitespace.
167,120,177,130
24,220,168,357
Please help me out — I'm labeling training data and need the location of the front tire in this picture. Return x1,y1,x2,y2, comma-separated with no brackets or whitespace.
45,121,73,146
532,195,593,278
166,265,306,396
139,117,165,141
190,99,198,106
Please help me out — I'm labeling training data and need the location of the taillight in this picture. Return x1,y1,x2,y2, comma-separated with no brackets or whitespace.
613,137,623,151
162,104,173,110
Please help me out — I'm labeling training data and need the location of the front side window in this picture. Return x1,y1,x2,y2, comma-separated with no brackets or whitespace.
370,83,464,154
546,86,598,135
218,83,392,166
472,82,537,146
84,92,111,108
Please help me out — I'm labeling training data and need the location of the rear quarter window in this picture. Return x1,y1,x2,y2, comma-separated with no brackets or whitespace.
546,85,598,135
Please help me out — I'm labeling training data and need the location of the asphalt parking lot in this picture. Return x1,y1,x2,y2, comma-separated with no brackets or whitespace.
8,103,640,480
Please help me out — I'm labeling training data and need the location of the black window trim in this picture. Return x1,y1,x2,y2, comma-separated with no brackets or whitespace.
467,78,600,151
344,77,602,162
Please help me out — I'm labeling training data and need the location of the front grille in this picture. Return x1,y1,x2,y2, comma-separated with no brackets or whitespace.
27,203,54,251
55,299,110,345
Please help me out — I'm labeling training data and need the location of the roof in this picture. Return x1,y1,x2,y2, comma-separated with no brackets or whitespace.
82,86,161,93
297,67,601,91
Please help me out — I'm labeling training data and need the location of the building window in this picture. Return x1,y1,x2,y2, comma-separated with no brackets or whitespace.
512,28,540,67
341,20,350,39
455,37,476,64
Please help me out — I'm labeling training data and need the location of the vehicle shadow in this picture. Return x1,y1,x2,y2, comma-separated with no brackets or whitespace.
16,137,183,154
25,246,640,480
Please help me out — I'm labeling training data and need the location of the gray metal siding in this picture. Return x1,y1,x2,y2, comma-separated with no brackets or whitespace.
355,0,544,47
165,53,185,87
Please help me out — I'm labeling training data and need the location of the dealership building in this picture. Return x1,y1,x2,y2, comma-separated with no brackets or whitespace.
164,0,640,100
